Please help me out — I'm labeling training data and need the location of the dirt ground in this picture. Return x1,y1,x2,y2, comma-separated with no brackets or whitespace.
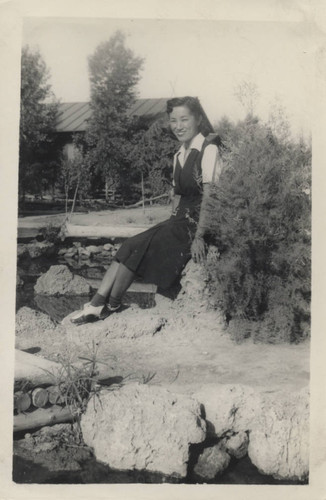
16,303,310,397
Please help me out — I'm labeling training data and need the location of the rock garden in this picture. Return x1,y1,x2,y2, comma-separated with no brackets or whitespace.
14,236,310,484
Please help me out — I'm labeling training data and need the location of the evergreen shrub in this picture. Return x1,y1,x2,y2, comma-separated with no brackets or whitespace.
205,116,311,343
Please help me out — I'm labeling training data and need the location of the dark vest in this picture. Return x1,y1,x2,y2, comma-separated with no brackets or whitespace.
173,139,210,222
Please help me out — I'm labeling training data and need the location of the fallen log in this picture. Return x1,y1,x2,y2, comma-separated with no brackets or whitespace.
14,405,75,433
14,350,124,402
15,350,63,389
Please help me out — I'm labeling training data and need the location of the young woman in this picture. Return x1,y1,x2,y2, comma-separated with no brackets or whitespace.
71,96,222,325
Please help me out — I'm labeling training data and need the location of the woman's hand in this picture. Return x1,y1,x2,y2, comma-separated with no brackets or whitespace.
191,236,206,263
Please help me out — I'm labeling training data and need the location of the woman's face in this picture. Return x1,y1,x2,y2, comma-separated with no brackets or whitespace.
169,105,201,147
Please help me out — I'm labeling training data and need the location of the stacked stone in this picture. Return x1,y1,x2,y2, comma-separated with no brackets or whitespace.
58,242,121,262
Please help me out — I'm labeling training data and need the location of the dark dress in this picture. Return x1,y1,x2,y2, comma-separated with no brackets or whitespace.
114,139,209,289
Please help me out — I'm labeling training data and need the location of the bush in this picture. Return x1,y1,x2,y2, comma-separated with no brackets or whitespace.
205,116,311,343
40,223,61,243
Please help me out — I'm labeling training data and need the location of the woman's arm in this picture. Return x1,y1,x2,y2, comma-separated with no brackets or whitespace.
191,183,210,263
191,143,222,263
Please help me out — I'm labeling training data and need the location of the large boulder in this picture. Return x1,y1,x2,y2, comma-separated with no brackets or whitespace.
176,260,210,313
248,387,309,481
194,384,309,481
34,265,91,296
175,246,224,325
63,305,167,340
194,384,259,437
16,306,56,337
15,306,63,353
81,383,206,478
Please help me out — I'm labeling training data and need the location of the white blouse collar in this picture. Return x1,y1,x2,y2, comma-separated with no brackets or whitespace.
175,133,205,157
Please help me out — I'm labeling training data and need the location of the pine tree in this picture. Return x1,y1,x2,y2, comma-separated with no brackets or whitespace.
205,115,311,343
19,45,59,200
85,31,144,198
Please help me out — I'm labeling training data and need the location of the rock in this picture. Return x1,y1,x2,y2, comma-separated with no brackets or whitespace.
78,247,91,258
16,273,24,287
63,305,167,340
85,245,102,254
194,444,231,480
194,384,258,437
154,293,174,311
175,248,221,314
34,265,91,296
63,248,78,258
223,431,249,459
16,306,56,337
25,241,55,259
17,244,29,260
58,248,67,256
103,243,113,251
248,387,309,481
93,250,112,261
177,260,209,308
81,383,206,477
195,384,310,481
35,294,86,323
73,242,82,248
60,256,82,268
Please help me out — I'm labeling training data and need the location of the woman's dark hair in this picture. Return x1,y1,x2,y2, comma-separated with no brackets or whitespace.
166,96,203,119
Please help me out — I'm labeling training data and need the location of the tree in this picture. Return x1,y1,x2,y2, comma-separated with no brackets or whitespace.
129,118,177,206
267,96,291,142
205,115,311,344
59,134,91,215
234,81,260,117
85,31,144,199
19,45,59,201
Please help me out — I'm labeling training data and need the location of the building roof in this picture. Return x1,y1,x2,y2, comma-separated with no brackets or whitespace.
56,99,214,134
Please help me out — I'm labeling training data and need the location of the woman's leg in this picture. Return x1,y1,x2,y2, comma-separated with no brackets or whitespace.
109,263,136,306
71,261,136,324
90,260,120,306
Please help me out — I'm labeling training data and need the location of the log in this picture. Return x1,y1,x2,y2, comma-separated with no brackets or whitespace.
31,388,49,408
14,405,74,433
47,385,65,405
64,223,147,239
14,392,32,412
15,350,63,388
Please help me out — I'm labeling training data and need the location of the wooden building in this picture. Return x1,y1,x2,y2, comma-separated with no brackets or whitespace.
55,98,215,158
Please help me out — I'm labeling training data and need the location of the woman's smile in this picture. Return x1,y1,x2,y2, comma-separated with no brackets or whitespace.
169,105,201,147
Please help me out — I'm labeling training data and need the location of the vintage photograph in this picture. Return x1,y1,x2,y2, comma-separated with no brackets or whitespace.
13,15,312,486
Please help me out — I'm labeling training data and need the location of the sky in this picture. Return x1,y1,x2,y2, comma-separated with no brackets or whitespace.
22,17,315,137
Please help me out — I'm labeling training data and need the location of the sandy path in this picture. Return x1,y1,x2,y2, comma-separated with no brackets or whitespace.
96,325,310,395
16,306,309,397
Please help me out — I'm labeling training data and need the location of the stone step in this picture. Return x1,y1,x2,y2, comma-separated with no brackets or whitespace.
86,278,157,294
